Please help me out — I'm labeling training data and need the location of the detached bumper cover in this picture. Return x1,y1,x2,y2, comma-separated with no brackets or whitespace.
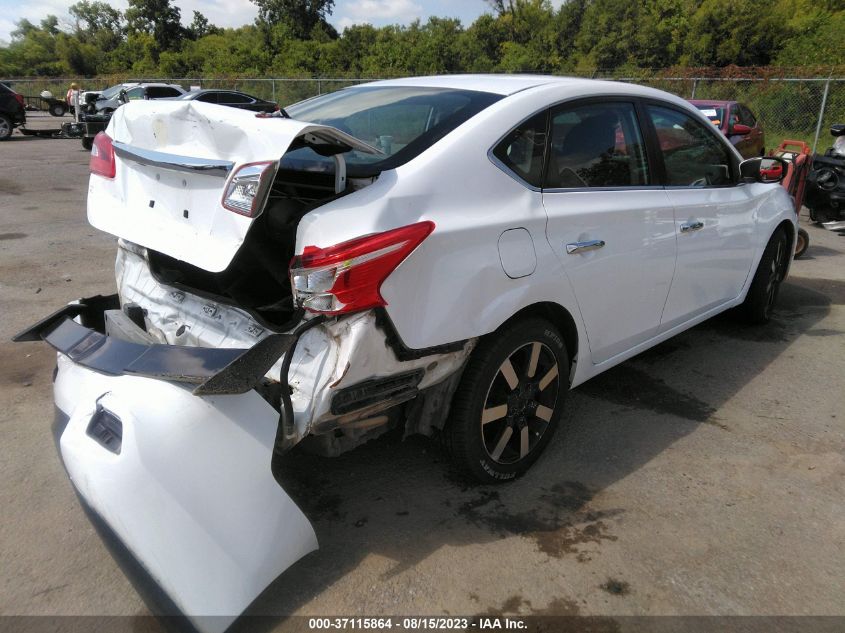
15,297,319,633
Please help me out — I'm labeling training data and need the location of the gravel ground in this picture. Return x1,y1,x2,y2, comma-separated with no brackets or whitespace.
1,137,843,632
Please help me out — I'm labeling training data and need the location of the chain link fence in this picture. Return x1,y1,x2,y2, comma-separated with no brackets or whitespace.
3,74,843,152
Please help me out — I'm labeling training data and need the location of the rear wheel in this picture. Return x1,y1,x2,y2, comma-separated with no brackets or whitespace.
447,318,568,483
0,115,12,141
48,102,66,117
81,137,93,151
739,228,789,323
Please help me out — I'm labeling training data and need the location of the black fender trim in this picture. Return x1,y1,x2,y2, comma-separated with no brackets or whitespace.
374,308,467,362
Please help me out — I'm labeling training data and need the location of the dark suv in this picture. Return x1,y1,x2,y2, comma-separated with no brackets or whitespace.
0,82,26,141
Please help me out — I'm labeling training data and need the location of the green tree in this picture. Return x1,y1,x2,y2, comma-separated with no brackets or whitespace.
125,0,184,56
187,11,221,39
251,0,337,40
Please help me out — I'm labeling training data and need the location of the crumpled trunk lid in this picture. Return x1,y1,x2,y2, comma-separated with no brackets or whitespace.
88,100,378,273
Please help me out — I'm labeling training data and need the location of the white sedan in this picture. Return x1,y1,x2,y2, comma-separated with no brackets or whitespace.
15,75,795,631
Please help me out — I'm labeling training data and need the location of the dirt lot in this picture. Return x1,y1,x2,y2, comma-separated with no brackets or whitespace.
1,136,843,630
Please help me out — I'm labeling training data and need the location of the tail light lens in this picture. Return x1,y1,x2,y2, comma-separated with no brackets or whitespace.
89,132,116,179
290,221,435,315
14,93,24,107
221,161,277,217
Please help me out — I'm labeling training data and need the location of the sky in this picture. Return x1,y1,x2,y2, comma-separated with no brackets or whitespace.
0,0,547,45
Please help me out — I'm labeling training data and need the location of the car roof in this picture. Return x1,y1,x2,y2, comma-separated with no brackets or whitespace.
185,89,249,96
363,74,592,96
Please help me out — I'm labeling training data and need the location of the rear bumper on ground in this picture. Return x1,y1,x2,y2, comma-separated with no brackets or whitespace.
46,350,317,633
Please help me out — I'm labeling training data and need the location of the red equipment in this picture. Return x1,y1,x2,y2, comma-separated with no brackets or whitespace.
768,140,813,258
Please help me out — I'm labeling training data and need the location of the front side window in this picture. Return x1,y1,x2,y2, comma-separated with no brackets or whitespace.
546,102,649,188
196,92,218,103
491,111,548,188
125,87,145,101
648,104,734,187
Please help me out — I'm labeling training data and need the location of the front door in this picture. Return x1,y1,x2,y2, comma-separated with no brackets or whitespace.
542,100,676,365
644,103,757,331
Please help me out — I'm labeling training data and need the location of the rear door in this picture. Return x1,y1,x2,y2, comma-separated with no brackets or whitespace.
644,102,757,331
541,99,676,364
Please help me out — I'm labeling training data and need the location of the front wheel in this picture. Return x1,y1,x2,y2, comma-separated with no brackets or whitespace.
81,137,93,150
446,318,568,483
48,102,66,117
0,115,12,141
738,228,789,323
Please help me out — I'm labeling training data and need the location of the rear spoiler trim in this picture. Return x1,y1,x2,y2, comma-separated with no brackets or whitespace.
112,141,235,178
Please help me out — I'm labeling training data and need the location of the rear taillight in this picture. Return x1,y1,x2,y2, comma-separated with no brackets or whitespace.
89,132,116,179
221,161,277,217
14,93,24,107
290,221,435,315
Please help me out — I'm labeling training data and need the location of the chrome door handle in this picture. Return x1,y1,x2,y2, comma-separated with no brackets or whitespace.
566,239,606,254
680,220,704,233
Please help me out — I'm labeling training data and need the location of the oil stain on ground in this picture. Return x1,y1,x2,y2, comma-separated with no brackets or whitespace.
457,481,623,560
0,232,27,241
0,179,22,195
600,578,631,596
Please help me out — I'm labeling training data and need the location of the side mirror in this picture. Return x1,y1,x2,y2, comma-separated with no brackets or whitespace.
731,123,752,135
740,156,787,184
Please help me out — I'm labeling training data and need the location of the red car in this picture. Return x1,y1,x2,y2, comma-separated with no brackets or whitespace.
689,100,765,159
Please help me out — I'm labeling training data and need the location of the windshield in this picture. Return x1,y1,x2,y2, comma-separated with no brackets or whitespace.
283,86,502,176
695,104,726,128
100,84,131,100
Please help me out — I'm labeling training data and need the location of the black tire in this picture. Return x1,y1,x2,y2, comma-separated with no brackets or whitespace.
0,115,12,141
81,137,93,151
738,228,789,323
49,102,66,117
794,228,809,259
446,318,568,483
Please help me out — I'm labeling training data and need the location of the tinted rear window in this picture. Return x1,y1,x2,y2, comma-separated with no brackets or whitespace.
284,86,502,176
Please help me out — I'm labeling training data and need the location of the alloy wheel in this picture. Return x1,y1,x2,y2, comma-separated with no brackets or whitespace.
480,341,560,465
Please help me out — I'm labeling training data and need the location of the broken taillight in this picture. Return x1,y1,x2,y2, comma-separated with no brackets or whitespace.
221,161,277,217
289,221,435,315
89,132,116,179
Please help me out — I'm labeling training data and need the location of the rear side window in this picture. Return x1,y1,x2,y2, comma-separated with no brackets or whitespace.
491,111,548,188
219,92,251,104
648,105,734,187
546,102,649,188
739,105,756,127
285,86,502,177
147,87,182,99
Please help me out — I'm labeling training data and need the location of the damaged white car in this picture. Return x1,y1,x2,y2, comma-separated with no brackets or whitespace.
15,75,795,631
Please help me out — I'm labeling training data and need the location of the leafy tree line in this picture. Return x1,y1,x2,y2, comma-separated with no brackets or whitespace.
0,0,843,79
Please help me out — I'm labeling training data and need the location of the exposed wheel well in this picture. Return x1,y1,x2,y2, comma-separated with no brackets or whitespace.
774,219,795,276
776,219,795,248
498,302,579,374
